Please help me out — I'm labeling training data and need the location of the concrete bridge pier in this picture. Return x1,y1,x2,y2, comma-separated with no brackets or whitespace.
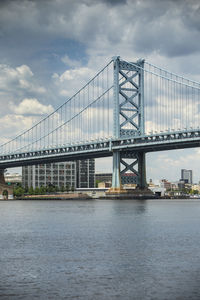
107,151,126,194
0,169,5,185
137,152,147,189
0,169,13,200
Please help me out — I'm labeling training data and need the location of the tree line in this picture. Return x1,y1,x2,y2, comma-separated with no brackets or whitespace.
13,184,75,197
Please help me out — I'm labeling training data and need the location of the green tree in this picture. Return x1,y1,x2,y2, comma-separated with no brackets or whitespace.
60,185,65,192
28,186,35,195
34,187,40,195
55,186,59,193
24,185,29,194
39,186,46,195
14,186,25,197
47,185,55,193
65,184,70,193
191,189,199,195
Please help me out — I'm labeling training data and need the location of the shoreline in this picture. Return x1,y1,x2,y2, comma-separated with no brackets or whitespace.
1,194,199,201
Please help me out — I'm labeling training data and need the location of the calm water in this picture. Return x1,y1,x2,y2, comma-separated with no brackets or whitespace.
1,199,200,299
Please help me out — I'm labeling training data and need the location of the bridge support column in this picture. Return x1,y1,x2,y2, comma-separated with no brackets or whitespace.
0,169,13,200
137,152,147,189
112,151,121,189
0,169,6,185
109,151,125,193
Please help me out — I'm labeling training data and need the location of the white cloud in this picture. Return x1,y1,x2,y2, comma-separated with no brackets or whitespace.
9,98,54,115
0,64,32,90
53,66,95,97
58,67,94,83
16,65,33,77
0,114,40,142
0,63,46,95
61,54,82,68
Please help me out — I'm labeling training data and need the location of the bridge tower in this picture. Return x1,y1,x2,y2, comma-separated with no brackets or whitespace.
111,56,147,192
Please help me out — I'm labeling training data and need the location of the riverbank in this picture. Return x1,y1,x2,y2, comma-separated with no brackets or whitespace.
8,193,199,201
18,193,91,200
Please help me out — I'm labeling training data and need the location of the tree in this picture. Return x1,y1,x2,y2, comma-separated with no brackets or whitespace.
55,186,59,193
47,185,55,193
28,186,35,195
191,189,199,195
60,185,65,192
14,186,25,197
34,187,40,195
65,184,70,193
39,186,46,195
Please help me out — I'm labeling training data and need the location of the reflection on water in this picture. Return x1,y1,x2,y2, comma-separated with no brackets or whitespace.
0,199,200,299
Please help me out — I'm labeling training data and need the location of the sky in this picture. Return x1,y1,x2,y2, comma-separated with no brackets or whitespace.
1,0,200,183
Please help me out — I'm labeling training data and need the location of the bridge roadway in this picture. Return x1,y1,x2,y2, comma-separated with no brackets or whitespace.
0,128,200,169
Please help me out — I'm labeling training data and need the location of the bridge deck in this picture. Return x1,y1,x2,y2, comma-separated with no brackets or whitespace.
0,129,200,168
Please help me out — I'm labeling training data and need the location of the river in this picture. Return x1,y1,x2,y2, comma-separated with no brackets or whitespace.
0,199,200,299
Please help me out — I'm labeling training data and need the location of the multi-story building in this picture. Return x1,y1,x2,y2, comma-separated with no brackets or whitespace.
181,169,193,184
160,179,171,190
76,159,95,188
22,159,95,189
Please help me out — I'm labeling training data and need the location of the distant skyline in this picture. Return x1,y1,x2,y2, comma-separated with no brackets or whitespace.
1,0,200,182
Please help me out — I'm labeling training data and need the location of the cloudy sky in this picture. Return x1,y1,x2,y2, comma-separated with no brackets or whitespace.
1,0,200,183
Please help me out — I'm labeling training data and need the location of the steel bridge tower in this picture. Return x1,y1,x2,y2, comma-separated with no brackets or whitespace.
111,56,147,192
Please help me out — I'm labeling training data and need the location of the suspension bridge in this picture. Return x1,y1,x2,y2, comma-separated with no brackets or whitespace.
1,56,200,192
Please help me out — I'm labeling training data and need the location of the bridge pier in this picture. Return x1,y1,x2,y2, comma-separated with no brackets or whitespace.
137,152,147,189
0,169,6,185
0,169,13,200
108,151,126,194
111,151,121,189
108,151,148,194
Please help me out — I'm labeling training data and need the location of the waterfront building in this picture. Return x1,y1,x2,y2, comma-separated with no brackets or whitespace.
149,186,166,197
191,184,200,193
76,159,95,188
178,180,186,191
5,173,22,185
160,179,171,190
95,173,112,184
95,172,137,187
22,159,95,189
98,182,111,188
181,169,193,184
